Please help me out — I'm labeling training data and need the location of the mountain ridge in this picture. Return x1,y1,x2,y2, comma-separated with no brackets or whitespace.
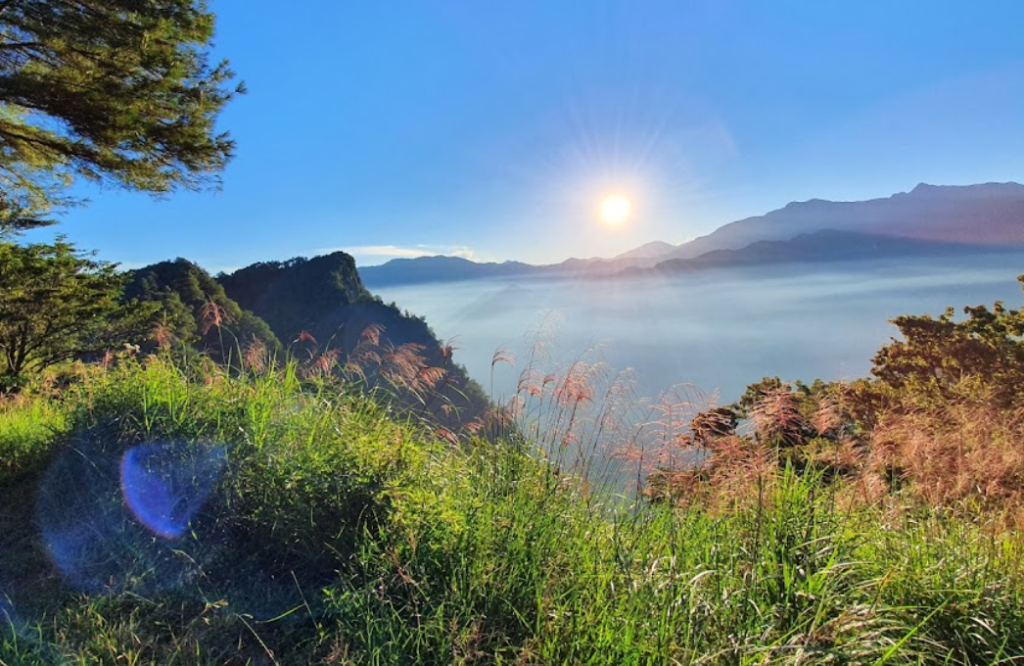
123,252,490,427
665,181,1024,262
639,229,1016,277
358,182,1024,287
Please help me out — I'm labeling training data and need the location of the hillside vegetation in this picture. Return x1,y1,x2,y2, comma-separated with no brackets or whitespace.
2,276,1024,664
121,252,489,429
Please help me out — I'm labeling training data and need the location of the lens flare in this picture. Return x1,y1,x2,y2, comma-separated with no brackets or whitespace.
120,443,226,540
37,439,226,593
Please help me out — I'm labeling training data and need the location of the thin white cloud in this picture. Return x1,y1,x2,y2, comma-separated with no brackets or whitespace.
342,245,434,259
446,246,477,260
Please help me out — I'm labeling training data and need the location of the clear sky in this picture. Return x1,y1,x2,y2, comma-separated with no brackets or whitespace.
25,0,1024,270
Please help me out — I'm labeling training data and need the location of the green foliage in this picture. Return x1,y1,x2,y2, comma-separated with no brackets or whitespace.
869,277,1024,410
125,258,282,357
58,358,434,594
219,252,490,427
0,0,241,234
0,394,66,484
860,514,1024,664
323,460,1024,665
0,361,1023,663
0,238,154,386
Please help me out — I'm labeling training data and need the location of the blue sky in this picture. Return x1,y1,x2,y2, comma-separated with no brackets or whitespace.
26,0,1024,270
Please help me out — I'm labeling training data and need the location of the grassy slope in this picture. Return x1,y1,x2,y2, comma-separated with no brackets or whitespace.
1,360,1023,665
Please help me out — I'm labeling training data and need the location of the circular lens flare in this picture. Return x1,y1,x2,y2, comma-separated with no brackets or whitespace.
37,439,225,594
599,195,632,227
121,443,226,540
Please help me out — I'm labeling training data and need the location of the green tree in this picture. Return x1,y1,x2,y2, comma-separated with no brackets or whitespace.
124,258,282,358
0,0,242,234
869,276,1024,410
0,239,151,389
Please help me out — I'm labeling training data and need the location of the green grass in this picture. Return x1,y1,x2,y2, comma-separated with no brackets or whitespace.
2,358,1023,664
0,395,67,486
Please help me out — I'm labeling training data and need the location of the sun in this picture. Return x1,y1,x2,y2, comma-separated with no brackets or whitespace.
598,194,632,227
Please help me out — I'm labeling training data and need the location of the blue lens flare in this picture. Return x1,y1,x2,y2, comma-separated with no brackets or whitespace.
120,443,226,540
37,440,227,594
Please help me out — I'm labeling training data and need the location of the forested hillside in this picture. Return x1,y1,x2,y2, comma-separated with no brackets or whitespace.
218,252,490,426
125,259,281,359
119,252,490,428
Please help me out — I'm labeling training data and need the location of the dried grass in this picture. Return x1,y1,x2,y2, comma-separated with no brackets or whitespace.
866,397,1024,510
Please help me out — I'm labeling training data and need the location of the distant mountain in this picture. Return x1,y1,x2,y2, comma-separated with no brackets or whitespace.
359,256,538,288
356,182,1024,286
643,229,1015,275
664,182,1024,261
548,242,680,277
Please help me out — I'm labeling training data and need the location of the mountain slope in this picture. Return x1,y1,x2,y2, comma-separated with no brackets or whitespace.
125,259,281,356
666,182,1024,261
613,241,677,261
217,252,371,341
219,252,489,426
645,229,1014,275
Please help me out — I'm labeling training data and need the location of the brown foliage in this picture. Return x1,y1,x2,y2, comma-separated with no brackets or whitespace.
199,299,234,335
243,338,268,373
864,393,1024,510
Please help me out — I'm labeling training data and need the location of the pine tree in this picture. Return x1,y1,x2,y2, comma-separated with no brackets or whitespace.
0,0,242,233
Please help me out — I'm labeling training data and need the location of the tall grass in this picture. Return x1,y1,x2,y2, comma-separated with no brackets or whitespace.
0,394,67,485
1,358,1023,664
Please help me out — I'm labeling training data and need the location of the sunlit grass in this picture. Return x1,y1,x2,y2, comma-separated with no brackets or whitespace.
1,357,1023,664
0,394,67,485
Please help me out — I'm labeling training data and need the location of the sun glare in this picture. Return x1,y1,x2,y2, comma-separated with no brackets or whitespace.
599,194,632,227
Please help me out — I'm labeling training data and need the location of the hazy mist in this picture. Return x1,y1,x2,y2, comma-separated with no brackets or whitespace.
374,253,1024,406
